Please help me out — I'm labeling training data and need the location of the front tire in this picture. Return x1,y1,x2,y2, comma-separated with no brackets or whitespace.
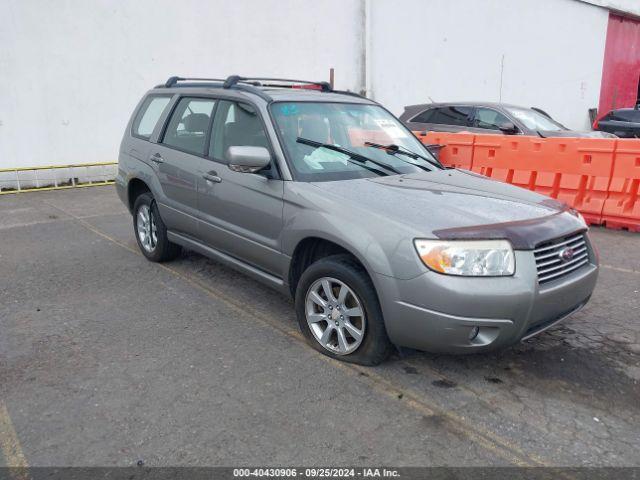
133,192,181,262
295,254,393,365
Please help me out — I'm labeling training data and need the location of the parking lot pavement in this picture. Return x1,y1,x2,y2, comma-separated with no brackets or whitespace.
1,186,639,468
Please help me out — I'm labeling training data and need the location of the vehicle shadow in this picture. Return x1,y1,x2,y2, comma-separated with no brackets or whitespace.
177,248,640,416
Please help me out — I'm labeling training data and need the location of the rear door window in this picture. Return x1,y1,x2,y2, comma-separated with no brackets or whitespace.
472,107,511,130
161,97,216,156
429,106,472,126
132,95,171,138
411,108,436,123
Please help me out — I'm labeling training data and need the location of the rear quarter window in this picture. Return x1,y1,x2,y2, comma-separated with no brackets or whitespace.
132,95,172,139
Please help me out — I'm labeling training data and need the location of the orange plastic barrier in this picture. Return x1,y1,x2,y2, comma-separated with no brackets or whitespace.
348,128,392,147
413,131,635,227
472,135,615,226
414,131,474,170
602,139,640,232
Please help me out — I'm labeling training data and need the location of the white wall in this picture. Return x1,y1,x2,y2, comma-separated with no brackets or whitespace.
368,0,610,130
0,0,623,170
0,0,363,168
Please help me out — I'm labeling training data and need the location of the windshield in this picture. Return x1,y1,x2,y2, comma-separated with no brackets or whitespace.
271,102,439,181
505,107,566,132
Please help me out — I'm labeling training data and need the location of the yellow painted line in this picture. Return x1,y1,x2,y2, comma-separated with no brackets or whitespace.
0,162,117,173
0,181,115,195
0,402,29,479
42,203,551,468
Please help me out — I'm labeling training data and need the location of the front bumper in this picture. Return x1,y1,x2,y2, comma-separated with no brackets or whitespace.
375,248,598,353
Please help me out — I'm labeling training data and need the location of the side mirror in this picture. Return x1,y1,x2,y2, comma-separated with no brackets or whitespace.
498,122,518,134
227,146,271,173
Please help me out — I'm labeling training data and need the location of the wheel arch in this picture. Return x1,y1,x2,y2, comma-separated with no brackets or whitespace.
287,236,377,297
127,177,152,213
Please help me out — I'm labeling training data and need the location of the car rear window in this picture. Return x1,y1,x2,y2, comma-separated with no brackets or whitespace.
132,95,171,139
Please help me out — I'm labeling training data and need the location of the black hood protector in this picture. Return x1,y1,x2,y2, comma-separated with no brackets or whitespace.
433,202,587,250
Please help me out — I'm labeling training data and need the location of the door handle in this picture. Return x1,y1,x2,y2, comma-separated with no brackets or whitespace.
202,172,222,183
150,153,164,164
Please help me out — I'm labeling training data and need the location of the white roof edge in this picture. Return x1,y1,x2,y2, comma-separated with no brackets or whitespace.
575,0,640,19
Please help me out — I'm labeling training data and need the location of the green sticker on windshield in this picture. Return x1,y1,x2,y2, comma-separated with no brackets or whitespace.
279,104,299,116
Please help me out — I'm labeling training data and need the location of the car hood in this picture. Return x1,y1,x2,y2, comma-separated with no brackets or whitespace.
310,169,583,248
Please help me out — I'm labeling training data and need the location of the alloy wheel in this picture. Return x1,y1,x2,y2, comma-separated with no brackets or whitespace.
136,204,157,253
305,277,366,355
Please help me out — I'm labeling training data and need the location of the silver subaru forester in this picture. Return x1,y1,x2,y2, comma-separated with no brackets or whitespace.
116,75,598,365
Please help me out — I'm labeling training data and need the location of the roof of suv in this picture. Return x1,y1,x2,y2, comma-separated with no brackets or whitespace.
153,75,374,104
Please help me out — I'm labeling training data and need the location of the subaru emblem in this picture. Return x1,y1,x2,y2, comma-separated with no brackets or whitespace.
559,247,575,262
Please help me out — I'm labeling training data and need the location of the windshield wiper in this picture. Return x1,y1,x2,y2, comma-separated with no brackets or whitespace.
296,137,401,175
364,141,443,171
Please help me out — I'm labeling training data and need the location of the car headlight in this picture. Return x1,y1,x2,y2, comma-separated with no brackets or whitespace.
414,239,515,276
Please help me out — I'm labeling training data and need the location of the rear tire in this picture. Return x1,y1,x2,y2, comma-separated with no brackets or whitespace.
294,254,393,366
133,192,181,262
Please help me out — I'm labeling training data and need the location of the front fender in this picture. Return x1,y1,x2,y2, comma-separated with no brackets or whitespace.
281,183,426,281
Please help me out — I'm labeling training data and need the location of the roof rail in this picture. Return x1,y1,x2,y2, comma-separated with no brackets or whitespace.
223,75,331,92
158,75,367,102
156,76,273,101
163,76,226,88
